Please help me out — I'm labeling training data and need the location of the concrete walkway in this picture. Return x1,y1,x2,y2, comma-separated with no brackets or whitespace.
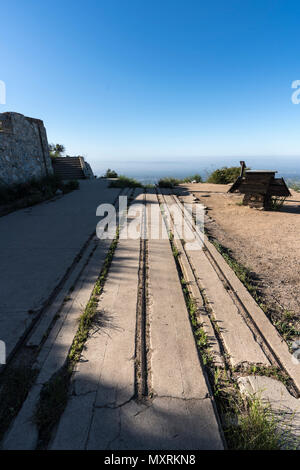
0,180,120,359
3,185,297,450
50,192,223,450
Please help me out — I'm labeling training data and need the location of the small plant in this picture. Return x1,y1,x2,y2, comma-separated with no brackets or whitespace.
243,364,290,386
213,367,223,396
269,196,286,211
273,311,300,342
172,246,180,259
195,327,208,348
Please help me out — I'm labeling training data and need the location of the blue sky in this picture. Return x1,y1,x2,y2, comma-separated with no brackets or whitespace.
1,0,300,174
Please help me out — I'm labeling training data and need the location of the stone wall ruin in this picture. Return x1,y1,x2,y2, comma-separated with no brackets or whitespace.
0,112,53,186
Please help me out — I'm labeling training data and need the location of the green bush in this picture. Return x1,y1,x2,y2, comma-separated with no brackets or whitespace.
158,174,202,187
183,174,202,183
207,166,241,184
158,177,182,188
63,180,79,192
104,169,118,178
109,175,143,188
0,175,79,207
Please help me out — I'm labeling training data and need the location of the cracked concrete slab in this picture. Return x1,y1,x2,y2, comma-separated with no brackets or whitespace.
87,396,223,450
50,392,97,450
27,237,99,348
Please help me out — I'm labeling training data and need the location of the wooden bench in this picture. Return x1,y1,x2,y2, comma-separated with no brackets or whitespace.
228,162,291,209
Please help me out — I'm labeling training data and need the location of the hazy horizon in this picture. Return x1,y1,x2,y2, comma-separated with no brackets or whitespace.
93,155,300,182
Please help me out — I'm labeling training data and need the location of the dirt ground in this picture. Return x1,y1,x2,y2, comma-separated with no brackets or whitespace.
181,183,300,318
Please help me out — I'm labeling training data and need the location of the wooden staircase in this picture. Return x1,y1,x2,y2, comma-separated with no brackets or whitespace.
52,157,86,180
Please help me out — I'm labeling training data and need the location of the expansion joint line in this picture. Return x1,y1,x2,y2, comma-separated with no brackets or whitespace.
135,192,150,400
159,191,231,367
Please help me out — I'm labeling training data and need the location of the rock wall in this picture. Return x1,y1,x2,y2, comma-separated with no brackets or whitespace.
0,112,53,186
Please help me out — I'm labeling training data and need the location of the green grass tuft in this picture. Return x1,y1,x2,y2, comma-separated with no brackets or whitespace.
226,396,285,450
109,175,143,188
157,177,182,188
182,174,203,183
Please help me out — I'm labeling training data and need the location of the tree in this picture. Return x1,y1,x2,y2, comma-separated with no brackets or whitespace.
104,169,118,178
49,144,65,158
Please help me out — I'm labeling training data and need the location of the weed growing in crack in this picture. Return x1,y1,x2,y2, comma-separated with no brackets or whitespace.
225,394,294,450
241,364,291,387
273,310,300,343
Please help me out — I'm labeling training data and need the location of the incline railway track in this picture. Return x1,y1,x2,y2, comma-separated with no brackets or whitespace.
157,188,300,397
2,189,224,450
1,187,299,450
